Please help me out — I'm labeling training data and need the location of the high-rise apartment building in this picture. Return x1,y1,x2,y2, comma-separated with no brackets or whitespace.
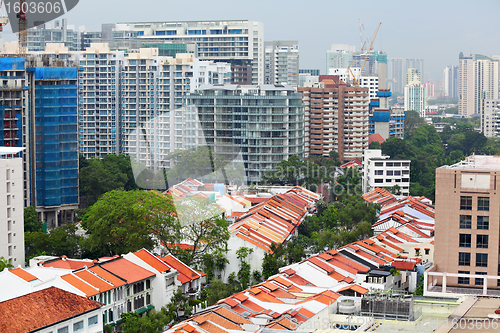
459,53,499,118
0,53,79,226
359,76,379,99
299,77,369,161
264,41,299,86
184,84,304,183
404,85,426,118
443,65,459,98
326,44,355,73
108,20,264,85
406,68,421,85
435,155,500,289
481,99,500,137
387,58,424,95
27,19,80,52
0,148,25,267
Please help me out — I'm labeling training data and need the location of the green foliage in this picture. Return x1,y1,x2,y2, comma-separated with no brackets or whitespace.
201,250,229,281
202,279,237,305
79,154,137,207
427,98,458,105
334,168,362,200
0,256,13,271
24,206,43,233
165,289,193,324
404,110,426,139
252,270,263,285
25,224,81,261
413,280,424,296
236,247,253,290
166,197,230,267
120,308,173,333
369,141,381,149
81,190,178,257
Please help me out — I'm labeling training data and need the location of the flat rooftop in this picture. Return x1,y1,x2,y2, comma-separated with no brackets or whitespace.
439,155,500,170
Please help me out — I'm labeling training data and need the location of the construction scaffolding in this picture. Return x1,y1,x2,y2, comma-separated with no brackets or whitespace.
30,67,78,208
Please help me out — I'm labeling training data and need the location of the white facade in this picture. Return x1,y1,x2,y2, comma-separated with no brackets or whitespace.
362,149,411,196
0,148,24,267
481,99,500,137
359,76,379,98
35,310,103,333
113,20,264,85
326,44,355,72
264,41,299,86
404,84,426,117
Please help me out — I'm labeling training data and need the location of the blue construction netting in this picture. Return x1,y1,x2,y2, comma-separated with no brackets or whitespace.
371,111,391,122
28,67,77,80
0,57,25,71
34,83,78,207
377,91,392,98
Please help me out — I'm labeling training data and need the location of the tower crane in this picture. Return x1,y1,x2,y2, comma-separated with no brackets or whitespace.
18,0,27,56
350,22,381,87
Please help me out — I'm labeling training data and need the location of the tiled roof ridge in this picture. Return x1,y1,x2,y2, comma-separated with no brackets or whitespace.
78,266,115,287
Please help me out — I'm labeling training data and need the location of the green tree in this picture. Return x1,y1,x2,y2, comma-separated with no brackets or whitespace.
404,110,425,139
165,197,230,267
25,224,81,260
24,206,43,233
369,141,381,149
81,190,178,256
120,308,173,333
202,279,236,305
165,290,193,323
236,247,253,290
0,256,13,271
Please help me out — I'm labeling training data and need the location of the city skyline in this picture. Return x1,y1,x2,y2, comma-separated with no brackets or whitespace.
1,0,499,81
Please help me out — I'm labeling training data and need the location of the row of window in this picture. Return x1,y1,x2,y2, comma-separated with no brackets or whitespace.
459,234,489,248
374,178,409,183
457,271,487,286
460,196,489,211
373,161,410,167
458,252,488,267
54,315,98,333
460,215,489,229
374,170,409,176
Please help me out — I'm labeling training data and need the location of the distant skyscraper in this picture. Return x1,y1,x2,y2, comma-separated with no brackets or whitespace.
459,53,499,118
326,44,355,73
27,19,80,52
387,58,424,95
404,84,426,117
443,65,459,98
406,68,421,85
264,41,299,86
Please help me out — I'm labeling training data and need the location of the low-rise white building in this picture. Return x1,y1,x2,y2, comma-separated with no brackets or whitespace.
362,149,411,196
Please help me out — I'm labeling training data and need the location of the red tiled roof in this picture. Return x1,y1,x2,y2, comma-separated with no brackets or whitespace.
74,270,115,293
61,274,99,297
99,258,155,283
0,287,102,333
42,257,93,270
391,260,417,271
161,254,205,284
368,133,385,144
10,268,38,282
134,249,171,273
88,266,126,288
213,307,252,324
337,284,369,295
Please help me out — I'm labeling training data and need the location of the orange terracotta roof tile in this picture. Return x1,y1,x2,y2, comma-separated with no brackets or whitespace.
266,323,288,330
266,317,297,330
252,290,284,303
10,268,38,282
61,273,99,297
161,255,203,284
232,293,248,302
0,287,102,333
88,266,126,287
337,284,369,295
74,270,114,293
270,276,293,288
193,313,243,331
198,321,229,333
223,298,239,308
42,258,94,270
134,249,171,273
99,258,155,284
261,281,279,291
213,307,252,324
181,323,197,333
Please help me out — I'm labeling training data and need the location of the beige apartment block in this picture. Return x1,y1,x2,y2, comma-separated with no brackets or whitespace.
435,155,500,289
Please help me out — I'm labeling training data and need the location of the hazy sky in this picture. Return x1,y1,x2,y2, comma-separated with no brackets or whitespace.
3,0,500,81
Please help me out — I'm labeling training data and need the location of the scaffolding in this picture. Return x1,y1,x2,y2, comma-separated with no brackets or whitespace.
360,292,420,321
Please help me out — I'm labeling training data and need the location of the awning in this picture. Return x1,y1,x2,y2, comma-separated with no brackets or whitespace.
135,304,154,315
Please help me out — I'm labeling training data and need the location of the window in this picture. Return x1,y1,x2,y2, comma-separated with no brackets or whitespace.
89,316,98,326
458,271,470,285
375,170,384,175
374,162,383,167
478,197,489,211
374,179,383,183
73,321,84,332
146,279,151,289
475,272,486,286
459,252,470,266
460,196,472,210
477,235,488,249
459,234,471,248
386,170,393,176
57,327,68,333
460,215,471,229
394,170,401,176
477,216,489,230
476,253,488,267
425,249,430,255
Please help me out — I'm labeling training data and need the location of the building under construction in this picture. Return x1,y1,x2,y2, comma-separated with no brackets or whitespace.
0,55,78,228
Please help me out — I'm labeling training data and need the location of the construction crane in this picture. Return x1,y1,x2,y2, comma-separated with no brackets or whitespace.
359,19,366,54
358,22,381,81
350,22,381,86
18,0,27,56
0,0,8,32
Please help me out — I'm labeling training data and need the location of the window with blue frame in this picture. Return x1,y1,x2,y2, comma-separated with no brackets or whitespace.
155,31,166,36
137,31,144,36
